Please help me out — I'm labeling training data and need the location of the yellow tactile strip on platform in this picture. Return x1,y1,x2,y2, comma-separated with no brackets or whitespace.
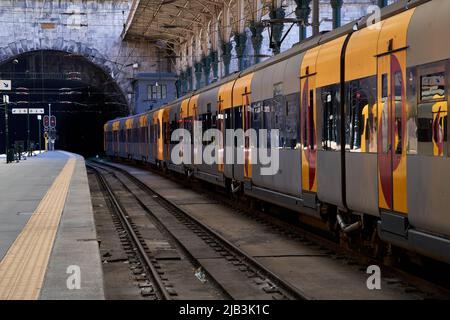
0,157,76,300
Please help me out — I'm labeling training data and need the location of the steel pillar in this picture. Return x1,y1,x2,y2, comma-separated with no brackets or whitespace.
295,0,311,41
250,21,264,65
269,6,285,55
378,0,388,8
331,0,343,29
221,41,233,76
234,32,247,71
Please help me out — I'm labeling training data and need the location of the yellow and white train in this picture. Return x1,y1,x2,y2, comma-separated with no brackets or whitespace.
105,0,450,264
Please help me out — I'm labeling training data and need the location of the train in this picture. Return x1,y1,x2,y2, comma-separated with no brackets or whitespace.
105,0,450,264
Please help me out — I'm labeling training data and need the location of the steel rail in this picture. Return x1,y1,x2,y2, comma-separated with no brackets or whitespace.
92,159,310,300
87,163,172,300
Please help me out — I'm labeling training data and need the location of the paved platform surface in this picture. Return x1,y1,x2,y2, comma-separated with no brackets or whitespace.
0,151,104,300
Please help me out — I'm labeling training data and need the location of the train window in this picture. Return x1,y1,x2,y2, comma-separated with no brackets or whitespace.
170,114,178,141
346,77,377,152
381,73,389,154
273,95,286,148
263,100,272,148
417,101,448,156
412,65,447,156
394,71,403,155
163,122,170,144
127,129,132,143
382,74,388,98
149,124,154,142
285,93,300,149
420,72,445,102
211,111,217,129
225,109,232,130
320,85,340,151
234,106,243,130
140,127,147,143
252,103,261,121
309,90,315,150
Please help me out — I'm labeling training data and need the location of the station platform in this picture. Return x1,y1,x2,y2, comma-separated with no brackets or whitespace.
0,151,104,300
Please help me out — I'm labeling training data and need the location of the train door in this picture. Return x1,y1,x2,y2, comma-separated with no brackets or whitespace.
243,87,252,179
300,73,317,197
163,108,170,163
189,96,198,170
377,50,408,214
233,75,253,182
217,93,225,173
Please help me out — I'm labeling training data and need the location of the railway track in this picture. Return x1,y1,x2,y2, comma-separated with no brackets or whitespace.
87,161,308,300
89,163,174,299
90,159,450,300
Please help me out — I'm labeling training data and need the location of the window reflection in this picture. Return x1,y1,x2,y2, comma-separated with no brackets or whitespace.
345,76,377,153
320,84,340,151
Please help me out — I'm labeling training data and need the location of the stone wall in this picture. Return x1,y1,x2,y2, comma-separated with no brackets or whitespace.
0,0,170,113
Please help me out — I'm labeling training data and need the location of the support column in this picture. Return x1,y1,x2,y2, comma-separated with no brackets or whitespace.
221,41,233,76
210,50,219,81
269,4,285,55
210,15,219,81
187,36,194,92
331,0,343,29
195,61,203,90
202,55,212,86
378,0,388,8
186,67,193,92
194,27,203,90
234,0,247,71
295,0,311,41
234,32,247,71
220,3,233,77
312,0,319,36
201,21,212,86
175,75,182,98
250,21,264,65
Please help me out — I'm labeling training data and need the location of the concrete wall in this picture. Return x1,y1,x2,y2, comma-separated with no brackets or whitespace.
0,0,171,112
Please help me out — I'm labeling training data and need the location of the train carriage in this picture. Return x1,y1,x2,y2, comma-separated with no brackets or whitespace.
105,0,450,264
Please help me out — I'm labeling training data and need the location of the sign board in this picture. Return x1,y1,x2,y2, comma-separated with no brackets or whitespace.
50,116,56,128
0,80,11,91
29,108,45,114
37,115,42,120
43,115,49,128
12,108,28,114
12,108,45,115
2,94,9,103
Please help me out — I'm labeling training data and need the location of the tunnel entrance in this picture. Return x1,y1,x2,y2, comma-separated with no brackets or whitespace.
0,50,128,157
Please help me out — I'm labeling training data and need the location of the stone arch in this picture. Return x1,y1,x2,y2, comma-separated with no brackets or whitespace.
0,38,129,105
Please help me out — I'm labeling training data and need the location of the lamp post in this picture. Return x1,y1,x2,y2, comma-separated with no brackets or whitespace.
48,103,52,151
16,87,30,155
38,115,42,154
3,95,9,162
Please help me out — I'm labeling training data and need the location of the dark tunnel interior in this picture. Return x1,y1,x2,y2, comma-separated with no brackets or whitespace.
0,50,128,157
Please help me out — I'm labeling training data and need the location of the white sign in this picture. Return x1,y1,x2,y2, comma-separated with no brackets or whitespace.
29,108,45,114
37,115,42,120
2,94,9,103
0,80,11,91
12,108,45,115
12,108,28,114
